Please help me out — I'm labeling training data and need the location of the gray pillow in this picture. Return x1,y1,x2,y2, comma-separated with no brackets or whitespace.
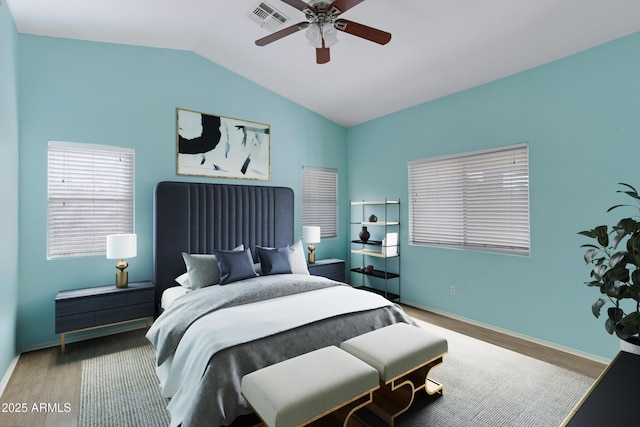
181,244,244,289
181,253,221,289
214,248,259,285
257,246,292,275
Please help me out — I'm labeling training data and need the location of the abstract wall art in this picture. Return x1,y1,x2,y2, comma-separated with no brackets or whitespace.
176,108,270,180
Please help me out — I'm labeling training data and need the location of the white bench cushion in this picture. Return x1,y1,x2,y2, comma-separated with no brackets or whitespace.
340,323,448,382
241,346,379,427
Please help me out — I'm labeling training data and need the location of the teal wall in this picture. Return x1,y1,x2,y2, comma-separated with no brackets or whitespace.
16,35,348,350
9,19,640,361
347,32,640,360
0,3,20,382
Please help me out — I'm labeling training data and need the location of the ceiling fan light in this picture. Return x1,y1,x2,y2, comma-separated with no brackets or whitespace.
305,24,323,48
322,23,338,47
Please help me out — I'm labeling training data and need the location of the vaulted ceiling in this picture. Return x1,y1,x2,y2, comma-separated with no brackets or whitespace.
7,0,640,126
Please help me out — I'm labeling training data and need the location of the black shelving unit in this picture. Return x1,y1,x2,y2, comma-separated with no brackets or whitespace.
349,199,400,302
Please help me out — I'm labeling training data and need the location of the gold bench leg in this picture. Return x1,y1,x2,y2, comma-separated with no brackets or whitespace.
367,354,445,427
60,333,66,355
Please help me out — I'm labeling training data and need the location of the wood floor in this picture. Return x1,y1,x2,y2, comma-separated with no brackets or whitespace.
403,305,606,378
0,305,606,427
0,330,151,427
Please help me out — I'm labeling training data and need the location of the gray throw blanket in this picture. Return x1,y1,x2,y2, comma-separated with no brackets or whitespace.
146,274,344,365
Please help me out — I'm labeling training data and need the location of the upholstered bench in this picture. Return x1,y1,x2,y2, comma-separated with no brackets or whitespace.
241,346,380,427
340,322,448,427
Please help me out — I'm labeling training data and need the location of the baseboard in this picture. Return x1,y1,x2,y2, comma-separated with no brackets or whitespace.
18,320,149,354
0,354,20,399
402,300,611,365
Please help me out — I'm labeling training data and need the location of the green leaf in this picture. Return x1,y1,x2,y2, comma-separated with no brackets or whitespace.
580,244,600,249
603,266,630,286
605,318,616,335
632,270,640,287
609,252,626,268
627,283,640,302
607,204,631,212
578,227,609,246
584,248,598,264
592,298,606,318
578,230,598,238
618,183,640,200
628,233,640,253
617,218,638,232
620,311,640,327
591,264,607,281
608,306,624,323
615,312,640,339
595,226,609,247
615,323,637,340
604,280,629,299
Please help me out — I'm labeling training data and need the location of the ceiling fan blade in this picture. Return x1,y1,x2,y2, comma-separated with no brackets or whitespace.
327,0,365,15
255,22,309,46
279,0,313,13
316,47,330,64
335,19,391,45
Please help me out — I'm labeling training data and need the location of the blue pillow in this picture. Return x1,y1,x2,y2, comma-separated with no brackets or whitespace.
257,246,292,275
214,248,258,285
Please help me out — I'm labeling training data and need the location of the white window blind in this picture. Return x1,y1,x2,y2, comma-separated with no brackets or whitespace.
408,143,529,255
302,166,338,238
48,141,135,258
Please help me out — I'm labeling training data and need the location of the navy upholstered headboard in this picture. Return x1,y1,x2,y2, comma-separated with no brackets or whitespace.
153,181,294,310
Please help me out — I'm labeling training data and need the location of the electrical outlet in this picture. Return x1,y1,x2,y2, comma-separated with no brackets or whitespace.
450,285,456,295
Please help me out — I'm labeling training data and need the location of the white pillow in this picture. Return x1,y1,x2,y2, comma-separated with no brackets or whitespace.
175,272,191,289
253,263,263,275
289,240,310,275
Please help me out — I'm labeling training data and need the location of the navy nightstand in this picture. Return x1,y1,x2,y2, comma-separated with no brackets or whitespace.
308,258,345,282
55,281,154,353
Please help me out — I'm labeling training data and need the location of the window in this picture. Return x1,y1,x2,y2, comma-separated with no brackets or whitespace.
408,143,529,255
302,166,338,238
48,141,135,258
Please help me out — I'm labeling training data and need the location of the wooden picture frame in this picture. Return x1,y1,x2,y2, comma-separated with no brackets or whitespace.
176,108,270,180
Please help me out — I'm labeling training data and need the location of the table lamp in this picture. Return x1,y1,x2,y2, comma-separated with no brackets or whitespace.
302,226,321,264
106,233,137,288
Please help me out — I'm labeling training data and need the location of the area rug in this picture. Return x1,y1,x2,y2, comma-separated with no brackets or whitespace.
78,344,170,427
78,320,595,427
358,319,596,427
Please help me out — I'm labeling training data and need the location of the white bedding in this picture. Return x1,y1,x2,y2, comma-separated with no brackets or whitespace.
158,285,392,427
161,286,188,311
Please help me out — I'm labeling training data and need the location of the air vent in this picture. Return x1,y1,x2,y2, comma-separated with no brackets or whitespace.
248,1,290,32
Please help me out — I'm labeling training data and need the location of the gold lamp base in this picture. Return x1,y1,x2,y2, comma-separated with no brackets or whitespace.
115,259,129,288
115,271,128,288
307,244,316,264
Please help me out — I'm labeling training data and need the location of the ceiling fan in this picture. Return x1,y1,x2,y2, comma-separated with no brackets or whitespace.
255,0,391,64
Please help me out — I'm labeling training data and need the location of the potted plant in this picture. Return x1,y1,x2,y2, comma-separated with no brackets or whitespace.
579,183,640,349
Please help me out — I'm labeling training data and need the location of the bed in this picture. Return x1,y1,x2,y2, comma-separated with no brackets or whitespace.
146,181,413,427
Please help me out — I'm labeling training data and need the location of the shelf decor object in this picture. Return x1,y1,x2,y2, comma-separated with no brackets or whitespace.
302,226,321,264
350,199,401,301
359,226,370,243
106,233,137,288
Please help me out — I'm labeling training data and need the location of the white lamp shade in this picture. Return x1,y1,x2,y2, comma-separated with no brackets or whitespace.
305,24,323,48
302,226,321,244
106,234,137,259
322,23,338,47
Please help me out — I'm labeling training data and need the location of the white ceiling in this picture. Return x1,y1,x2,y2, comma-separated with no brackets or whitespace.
7,0,640,127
